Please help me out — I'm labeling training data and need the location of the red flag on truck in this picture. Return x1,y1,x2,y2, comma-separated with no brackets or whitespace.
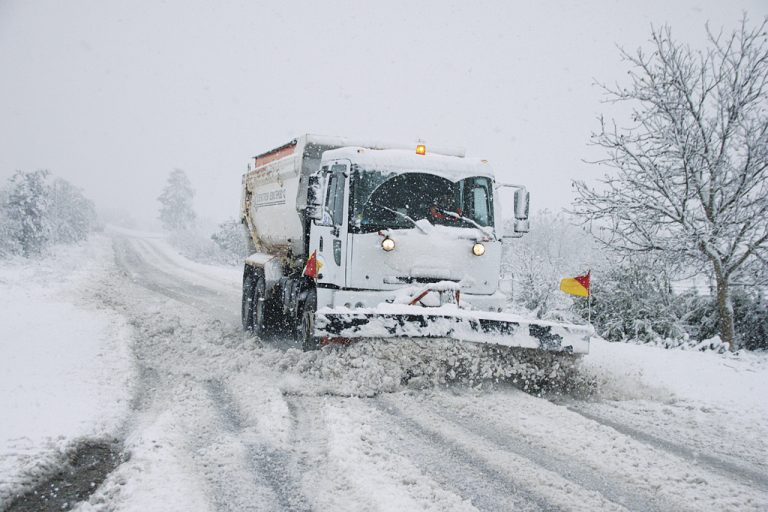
303,250,319,279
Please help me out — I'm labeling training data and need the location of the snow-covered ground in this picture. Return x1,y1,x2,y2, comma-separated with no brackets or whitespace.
0,236,135,504
2,229,767,511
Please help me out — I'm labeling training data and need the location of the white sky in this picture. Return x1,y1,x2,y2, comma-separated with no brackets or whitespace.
1,1,765,226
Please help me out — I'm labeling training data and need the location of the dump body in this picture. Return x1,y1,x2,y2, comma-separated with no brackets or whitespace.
240,137,327,257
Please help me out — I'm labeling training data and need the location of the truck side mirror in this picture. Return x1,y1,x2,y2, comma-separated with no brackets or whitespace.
306,175,323,221
514,188,529,222
513,188,530,234
498,184,530,238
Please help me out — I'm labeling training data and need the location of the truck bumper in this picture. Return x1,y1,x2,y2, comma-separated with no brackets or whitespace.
314,305,592,354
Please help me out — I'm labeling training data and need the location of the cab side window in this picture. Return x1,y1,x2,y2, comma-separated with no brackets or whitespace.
464,178,492,226
321,164,347,226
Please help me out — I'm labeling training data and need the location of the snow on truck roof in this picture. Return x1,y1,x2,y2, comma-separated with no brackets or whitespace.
322,147,495,180
302,134,466,158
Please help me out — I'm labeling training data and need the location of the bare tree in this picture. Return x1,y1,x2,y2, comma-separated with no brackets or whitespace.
573,18,768,350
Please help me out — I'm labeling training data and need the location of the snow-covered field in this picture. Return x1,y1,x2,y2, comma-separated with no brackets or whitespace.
1,230,766,511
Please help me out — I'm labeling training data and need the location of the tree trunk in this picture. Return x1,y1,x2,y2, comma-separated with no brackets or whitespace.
714,271,736,351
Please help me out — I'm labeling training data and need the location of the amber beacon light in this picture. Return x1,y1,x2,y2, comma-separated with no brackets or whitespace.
416,144,426,155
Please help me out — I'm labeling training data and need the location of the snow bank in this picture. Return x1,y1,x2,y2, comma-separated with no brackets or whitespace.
0,236,135,505
578,337,768,471
584,337,768,409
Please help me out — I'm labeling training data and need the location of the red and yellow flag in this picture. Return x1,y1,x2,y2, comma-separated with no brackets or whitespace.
560,271,590,297
303,250,323,279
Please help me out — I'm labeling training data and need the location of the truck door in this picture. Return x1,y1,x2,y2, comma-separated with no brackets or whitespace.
309,161,349,290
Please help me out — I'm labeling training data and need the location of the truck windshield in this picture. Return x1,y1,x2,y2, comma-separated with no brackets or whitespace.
350,170,494,233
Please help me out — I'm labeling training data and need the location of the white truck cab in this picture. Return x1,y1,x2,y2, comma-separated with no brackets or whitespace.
308,147,513,313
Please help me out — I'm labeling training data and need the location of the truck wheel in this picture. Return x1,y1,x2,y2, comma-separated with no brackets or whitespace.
241,267,254,331
299,290,320,351
251,273,269,337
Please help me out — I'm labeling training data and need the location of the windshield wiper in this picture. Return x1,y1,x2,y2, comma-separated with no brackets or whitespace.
373,204,430,234
440,210,494,237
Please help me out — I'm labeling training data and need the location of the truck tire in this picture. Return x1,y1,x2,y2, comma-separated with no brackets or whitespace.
250,273,269,337
243,266,275,337
299,289,320,351
241,267,255,331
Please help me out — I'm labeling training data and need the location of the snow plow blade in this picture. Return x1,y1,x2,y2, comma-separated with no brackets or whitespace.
315,307,592,354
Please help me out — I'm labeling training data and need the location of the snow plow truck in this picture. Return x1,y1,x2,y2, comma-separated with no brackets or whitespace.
240,135,592,353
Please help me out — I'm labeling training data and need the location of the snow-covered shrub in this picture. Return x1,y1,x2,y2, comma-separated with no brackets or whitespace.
576,257,690,343
168,219,248,266
167,229,230,264
1,170,52,257
502,210,598,319
0,171,97,258
671,288,768,351
48,178,97,244
0,189,22,257
210,218,249,263
733,291,768,351
676,292,719,341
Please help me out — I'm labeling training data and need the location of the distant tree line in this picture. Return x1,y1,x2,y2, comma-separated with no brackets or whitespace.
0,170,97,258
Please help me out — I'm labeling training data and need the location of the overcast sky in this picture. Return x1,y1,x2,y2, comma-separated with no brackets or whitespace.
1,0,765,227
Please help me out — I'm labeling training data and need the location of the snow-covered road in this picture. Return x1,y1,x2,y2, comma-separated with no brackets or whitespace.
3,231,767,511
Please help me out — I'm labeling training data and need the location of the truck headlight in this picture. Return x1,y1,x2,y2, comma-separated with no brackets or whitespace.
382,237,395,252
472,243,485,256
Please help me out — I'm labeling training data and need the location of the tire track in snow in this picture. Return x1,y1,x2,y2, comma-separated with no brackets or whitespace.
560,403,768,493
179,380,281,512
403,396,667,512
375,396,643,512
113,237,240,324
101,251,287,511
366,399,553,512
134,237,240,296
113,237,212,304
279,395,379,511
205,380,312,512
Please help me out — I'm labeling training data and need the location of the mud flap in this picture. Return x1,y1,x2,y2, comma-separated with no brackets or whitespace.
315,309,592,354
